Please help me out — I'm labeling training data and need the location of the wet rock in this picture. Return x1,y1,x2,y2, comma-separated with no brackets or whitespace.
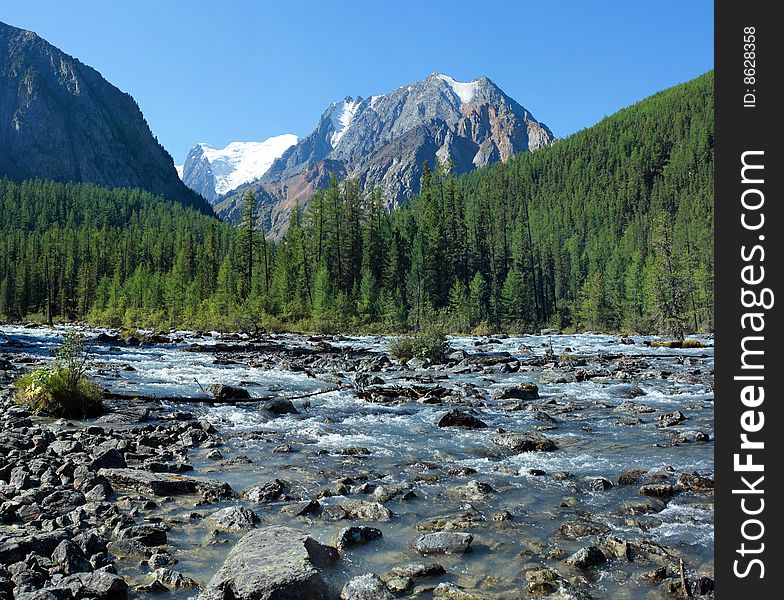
606,384,645,399
99,468,234,502
437,409,487,429
492,432,556,453
676,472,714,493
614,401,656,414
492,383,539,401
412,532,473,555
559,520,610,539
152,568,198,589
600,536,632,561
340,573,394,600
207,384,251,402
616,498,668,515
334,526,383,551
617,469,647,485
388,562,446,579
242,479,287,504
658,411,686,427
207,506,261,532
566,546,607,569
335,499,391,522
281,500,321,516
448,480,495,501
639,484,675,499
372,483,414,503
198,526,337,600
262,398,299,415
524,563,559,595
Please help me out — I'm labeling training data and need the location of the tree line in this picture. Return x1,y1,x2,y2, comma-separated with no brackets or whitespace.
0,72,713,335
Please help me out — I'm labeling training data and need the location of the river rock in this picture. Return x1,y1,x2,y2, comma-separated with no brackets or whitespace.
566,546,607,569
99,468,234,502
207,506,261,532
51,539,91,575
658,411,686,427
437,409,487,429
334,526,383,550
412,532,473,555
262,398,299,415
341,573,394,600
242,479,286,504
207,384,251,402
54,569,129,599
492,383,539,400
339,499,392,522
492,432,556,453
198,526,337,600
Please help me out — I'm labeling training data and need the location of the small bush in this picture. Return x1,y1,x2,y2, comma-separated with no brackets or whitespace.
14,332,102,418
390,328,451,363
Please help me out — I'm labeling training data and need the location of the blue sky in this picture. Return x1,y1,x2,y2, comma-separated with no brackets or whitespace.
4,1,714,163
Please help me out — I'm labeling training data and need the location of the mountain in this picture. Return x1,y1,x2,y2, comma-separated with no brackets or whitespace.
179,135,297,203
217,72,554,236
0,21,208,211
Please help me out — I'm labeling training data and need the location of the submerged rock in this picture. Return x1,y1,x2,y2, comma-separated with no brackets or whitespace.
198,526,338,600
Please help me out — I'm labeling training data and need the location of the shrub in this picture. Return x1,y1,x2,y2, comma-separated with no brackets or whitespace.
14,332,102,418
389,328,451,363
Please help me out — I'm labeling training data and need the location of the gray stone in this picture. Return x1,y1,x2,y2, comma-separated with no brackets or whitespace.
341,573,394,600
412,532,473,555
198,526,337,600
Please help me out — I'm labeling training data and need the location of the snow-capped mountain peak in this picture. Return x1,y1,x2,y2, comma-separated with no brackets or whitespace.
180,134,297,203
435,73,479,104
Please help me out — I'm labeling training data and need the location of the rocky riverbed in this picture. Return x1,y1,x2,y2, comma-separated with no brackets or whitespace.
0,325,714,599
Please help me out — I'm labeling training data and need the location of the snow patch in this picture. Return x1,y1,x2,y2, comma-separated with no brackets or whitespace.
175,165,183,179
329,98,362,148
436,73,479,104
197,134,297,195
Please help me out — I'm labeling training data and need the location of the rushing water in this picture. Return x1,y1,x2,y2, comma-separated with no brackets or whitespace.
0,325,714,598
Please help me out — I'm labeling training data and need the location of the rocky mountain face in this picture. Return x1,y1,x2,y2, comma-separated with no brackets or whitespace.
0,21,207,211
179,135,297,204
217,72,554,236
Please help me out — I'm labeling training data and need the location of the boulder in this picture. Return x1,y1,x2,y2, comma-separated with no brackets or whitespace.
198,526,337,600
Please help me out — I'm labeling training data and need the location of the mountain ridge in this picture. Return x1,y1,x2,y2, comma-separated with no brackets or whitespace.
0,21,209,212
216,72,554,236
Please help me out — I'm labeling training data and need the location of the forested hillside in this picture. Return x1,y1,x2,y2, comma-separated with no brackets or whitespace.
0,73,713,334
